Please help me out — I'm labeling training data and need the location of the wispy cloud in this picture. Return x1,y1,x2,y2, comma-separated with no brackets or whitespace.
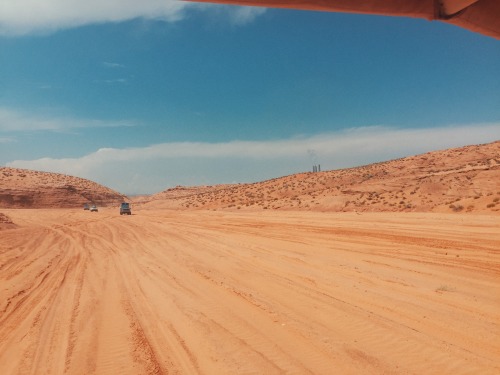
103,78,128,84
0,107,136,132
99,62,129,84
191,3,267,26
103,62,125,68
0,1,265,35
0,136,15,143
7,123,499,194
228,6,267,25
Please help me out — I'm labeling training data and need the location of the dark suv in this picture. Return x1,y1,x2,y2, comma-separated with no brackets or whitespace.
120,202,131,215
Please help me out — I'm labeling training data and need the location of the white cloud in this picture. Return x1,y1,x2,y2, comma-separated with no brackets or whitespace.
0,0,186,35
229,6,267,25
191,3,267,26
0,107,136,132
0,0,266,35
7,123,500,195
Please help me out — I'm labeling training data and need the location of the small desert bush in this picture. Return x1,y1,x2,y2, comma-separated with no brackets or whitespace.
449,204,464,212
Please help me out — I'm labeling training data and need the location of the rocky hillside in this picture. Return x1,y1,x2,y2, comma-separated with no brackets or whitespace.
0,167,127,208
140,141,500,214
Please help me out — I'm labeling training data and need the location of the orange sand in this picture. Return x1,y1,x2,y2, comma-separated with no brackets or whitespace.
1,208,499,374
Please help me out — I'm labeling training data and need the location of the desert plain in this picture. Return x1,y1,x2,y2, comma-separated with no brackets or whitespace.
1,142,499,374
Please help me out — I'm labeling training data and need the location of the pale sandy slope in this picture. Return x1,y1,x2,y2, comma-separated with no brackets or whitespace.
0,209,499,374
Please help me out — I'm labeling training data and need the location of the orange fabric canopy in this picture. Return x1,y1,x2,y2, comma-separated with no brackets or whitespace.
188,0,500,39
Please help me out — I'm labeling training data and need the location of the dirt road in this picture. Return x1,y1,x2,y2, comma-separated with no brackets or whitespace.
1,209,499,374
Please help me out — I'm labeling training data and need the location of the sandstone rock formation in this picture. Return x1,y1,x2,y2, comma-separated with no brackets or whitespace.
0,167,127,208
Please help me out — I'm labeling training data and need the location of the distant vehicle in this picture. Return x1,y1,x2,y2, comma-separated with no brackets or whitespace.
120,202,131,215
90,205,98,212
83,203,90,210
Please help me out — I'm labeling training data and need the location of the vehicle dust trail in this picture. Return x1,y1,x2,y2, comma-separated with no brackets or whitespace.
0,208,499,374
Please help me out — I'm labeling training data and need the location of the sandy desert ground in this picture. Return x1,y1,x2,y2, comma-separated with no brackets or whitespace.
1,207,499,374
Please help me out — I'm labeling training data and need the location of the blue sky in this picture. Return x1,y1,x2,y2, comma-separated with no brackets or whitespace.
1,1,499,194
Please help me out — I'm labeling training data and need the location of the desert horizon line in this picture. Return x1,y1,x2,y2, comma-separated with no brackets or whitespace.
2,138,499,200
5,124,500,195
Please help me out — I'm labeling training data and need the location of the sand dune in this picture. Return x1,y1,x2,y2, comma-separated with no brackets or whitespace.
142,141,500,214
1,208,499,374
